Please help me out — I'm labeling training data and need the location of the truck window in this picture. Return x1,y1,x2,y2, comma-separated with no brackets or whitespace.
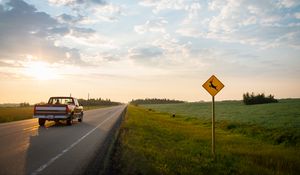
48,98,74,105
74,99,79,106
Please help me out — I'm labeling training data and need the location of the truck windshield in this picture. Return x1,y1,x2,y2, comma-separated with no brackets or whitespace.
48,98,74,105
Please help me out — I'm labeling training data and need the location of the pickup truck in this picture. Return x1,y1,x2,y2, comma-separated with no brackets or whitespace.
33,97,84,126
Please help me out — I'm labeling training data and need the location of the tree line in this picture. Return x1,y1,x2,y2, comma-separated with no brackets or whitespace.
78,98,122,106
130,98,185,105
243,92,278,105
19,102,30,107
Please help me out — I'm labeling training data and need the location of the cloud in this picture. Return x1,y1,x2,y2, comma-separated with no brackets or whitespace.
139,0,186,12
176,28,203,38
277,0,300,8
0,0,93,65
208,0,225,11
128,46,163,60
275,31,300,49
139,0,202,14
295,12,300,19
152,36,189,58
126,34,208,70
49,0,123,22
127,44,186,70
57,13,83,24
59,30,118,52
0,61,12,67
48,0,106,6
134,18,168,34
56,13,110,25
0,71,21,79
70,27,96,37
92,3,124,22
177,0,300,49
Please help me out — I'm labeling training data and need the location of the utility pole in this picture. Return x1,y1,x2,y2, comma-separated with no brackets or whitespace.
87,93,90,107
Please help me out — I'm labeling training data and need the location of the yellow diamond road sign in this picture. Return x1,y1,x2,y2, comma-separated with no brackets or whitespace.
202,75,224,97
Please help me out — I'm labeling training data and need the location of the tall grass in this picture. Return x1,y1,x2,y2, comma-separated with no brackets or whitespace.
111,105,300,175
0,107,33,123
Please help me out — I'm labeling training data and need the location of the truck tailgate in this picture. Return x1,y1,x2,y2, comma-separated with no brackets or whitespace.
34,105,69,119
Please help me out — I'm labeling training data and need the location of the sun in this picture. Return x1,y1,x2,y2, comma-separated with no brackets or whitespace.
24,61,58,80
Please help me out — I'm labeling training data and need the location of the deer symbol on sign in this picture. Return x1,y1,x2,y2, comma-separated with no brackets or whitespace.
209,79,218,91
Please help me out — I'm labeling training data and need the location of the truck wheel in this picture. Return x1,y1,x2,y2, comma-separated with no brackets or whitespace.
78,112,83,122
39,119,46,126
67,116,72,125
54,119,59,125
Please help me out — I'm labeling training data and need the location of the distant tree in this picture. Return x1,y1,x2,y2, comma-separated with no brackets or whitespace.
19,102,30,107
77,98,121,106
130,98,185,105
243,92,278,105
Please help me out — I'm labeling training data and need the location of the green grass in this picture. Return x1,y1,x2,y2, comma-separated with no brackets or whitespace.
111,105,300,175
0,107,33,123
0,105,115,123
142,99,300,146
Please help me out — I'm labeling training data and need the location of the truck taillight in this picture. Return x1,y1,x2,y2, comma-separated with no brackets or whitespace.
66,106,70,113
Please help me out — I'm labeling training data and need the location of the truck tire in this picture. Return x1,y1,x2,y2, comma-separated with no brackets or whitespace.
78,112,83,122
67,115,73,125
39,119,46,126
54,119,59,125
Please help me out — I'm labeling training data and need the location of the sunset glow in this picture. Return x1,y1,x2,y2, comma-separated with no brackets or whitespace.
0,0,299,104
24,61,59,80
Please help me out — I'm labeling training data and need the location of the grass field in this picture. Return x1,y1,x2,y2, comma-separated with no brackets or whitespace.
0,107,33,123
110,105,300,175
0,105,115,123
142,99,300,146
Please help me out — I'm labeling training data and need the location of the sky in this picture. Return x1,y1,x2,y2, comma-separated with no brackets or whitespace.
0,0,299,104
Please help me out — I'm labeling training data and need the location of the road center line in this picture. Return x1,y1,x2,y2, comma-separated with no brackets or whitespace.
31,108,123,175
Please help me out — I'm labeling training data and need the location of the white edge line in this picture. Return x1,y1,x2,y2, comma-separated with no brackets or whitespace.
31,108,123,175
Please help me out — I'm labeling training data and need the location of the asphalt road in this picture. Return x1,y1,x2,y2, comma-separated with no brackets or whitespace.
0,105,126,175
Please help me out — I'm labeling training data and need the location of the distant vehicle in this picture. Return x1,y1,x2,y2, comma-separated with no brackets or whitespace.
33,97,83,126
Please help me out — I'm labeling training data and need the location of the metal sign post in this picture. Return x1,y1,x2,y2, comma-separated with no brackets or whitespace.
202,75,224,160
212,96,215,158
